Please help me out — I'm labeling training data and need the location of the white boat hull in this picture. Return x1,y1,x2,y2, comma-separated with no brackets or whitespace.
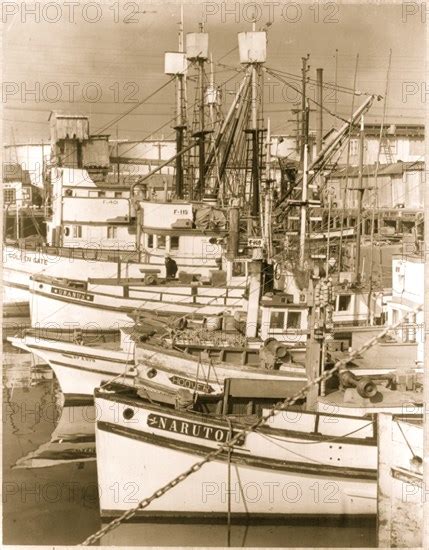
95,392,377,518
29,277,246,329
3,245,222,306
8,336,135,397
8,336,305,398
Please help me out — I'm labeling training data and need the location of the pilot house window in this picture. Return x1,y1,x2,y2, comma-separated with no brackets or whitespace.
338,295,351,311
270,311,285,330
170,236,180,250
107,226,117,239
287,311,301,329
73,225,82,238
157,235,166,249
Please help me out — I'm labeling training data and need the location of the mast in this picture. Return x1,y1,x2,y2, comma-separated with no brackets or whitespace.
186,26,209,199
300,55,310,163
250,21,260,218
355,115,365,284
175,5,185,198
299,143,308,269
316,68,323,154
264,117,273,260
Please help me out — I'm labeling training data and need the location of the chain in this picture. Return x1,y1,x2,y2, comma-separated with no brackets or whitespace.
81,303,422,545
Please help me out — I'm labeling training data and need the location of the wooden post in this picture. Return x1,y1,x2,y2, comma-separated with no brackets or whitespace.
227,202,239,260
377,413,393,548
423,24,429,548
245,254,262,339
305,277,321,411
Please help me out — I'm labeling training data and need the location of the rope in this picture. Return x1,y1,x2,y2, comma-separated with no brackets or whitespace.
81,302,422,546
395,418,421,462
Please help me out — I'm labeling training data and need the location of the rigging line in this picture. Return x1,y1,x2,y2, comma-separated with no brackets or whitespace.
395,418,421,461
265,68,350,124
81,303,422,546
119,68,246,159
95,77,176,135
367,49,392,319
261,420,374,445
265,65,368,96
257,432,330,465
338,53,359,270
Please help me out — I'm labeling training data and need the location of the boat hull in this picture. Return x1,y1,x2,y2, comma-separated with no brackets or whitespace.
95,391,377,518
29,277,246,329
8,336,306,398
8,336,135,397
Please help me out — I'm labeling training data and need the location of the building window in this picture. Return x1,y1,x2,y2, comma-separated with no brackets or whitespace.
170,236,180,250
409,139,424,156
270,311,285,330
115,192,122,198
157,235,166,249
147,234,154,248
286,311,301,329
4,188,16,203
107,226,117,239
338,295,351,311
73,225,82,238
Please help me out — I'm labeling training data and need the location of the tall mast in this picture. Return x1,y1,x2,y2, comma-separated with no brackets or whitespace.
238,21,266,220
299,141,309,269
175,5,185,198
316,68,323,154
355,115,365,284
300,55,310,163
186,25,209,199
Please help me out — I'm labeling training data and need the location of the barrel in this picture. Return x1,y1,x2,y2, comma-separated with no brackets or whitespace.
203,315,223,332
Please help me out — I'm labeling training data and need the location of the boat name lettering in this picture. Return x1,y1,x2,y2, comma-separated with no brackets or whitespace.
147,413,244,445
169,375,215,394
62,353,95,362
11,252,48,265
102,199,118,204
51,287,95,302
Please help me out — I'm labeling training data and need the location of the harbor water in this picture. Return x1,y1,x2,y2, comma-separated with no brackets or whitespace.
3,346,377,547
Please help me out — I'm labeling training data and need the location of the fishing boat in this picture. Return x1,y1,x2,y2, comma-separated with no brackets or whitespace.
93,372,422,520
9,320,305,399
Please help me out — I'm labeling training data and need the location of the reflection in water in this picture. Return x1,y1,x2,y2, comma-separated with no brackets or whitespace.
101,519,376,547
3,353,376,547
14,398,96,468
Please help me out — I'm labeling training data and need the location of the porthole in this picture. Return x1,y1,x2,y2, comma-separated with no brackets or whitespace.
123,407,134,420
39,284,44,289
147,368,157,379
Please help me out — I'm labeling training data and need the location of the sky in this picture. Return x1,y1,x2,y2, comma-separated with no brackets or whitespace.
3,1,425,145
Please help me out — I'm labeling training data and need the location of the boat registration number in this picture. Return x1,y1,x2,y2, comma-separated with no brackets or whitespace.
51,286,94,302
147,413,244,445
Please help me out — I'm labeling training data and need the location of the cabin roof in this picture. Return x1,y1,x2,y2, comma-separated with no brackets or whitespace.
3,163,32,185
